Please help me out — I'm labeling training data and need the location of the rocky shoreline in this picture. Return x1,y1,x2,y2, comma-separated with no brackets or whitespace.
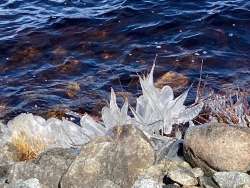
0,64,249,188
0,122,249,188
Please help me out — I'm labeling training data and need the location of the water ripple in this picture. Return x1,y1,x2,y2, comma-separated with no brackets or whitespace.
0,0,249,119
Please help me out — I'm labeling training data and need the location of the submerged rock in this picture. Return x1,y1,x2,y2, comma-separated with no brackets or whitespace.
155,71,189,91
184,123,250,174
60,124,155,188
213,171,250,188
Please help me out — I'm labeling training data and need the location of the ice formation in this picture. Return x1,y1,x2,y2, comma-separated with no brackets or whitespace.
0,64,203,151
101,88,131,128
4,113,91,148
131,64,203,135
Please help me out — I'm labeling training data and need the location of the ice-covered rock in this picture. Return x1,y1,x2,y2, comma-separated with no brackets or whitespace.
6,113,91,149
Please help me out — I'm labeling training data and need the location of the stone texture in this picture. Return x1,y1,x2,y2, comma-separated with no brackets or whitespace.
0,165,11,184
184,123,250,174
4,178,44,188
190,168,204,178
0,144,19,166
199,176,219,188
133,158,193,188
6,148,77,188
213,172,250,188
96,180,120,188
132,177,162,188
168,168,198,186
163,184,181,188
60,124,155,188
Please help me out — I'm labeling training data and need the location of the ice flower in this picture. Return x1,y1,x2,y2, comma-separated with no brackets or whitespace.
80,88,131,137
101,88,131,128
131,64,203,136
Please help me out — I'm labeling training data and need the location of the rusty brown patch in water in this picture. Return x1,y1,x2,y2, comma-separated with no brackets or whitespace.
155,71,189,91
56,58,81,74
10,47,41,63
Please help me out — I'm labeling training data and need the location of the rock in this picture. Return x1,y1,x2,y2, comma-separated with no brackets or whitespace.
163,184,180,188
60,124,155,188
6,148,77,188
155,71,189,91
213,172,250,188
0,165,11,184
132,178,162,188
191,168,204,178
0,144,19,166
4,178,43,188
184,123,250,174
134,159,193,187
199,176,219,188
137,164,165,183
160,159,192,172
168,168,198,186
97,180,120,188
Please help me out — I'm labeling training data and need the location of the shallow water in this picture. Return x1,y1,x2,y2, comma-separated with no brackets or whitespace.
0,0,249,120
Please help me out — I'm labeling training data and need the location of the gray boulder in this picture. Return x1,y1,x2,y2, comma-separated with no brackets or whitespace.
60,124,155,188
184,123,250,174
168,168,198,186
198,176,219,188
213,171,250,188
6,148,77,188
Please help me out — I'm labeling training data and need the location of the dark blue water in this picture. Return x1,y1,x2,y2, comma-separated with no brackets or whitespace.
0,0,249,119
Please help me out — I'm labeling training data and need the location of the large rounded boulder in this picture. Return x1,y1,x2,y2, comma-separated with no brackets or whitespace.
60,124,155,188
184,123,250,174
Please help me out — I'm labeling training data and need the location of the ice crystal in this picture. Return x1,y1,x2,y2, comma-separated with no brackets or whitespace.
205,91,250,127
131,64,203,136
101,88,131,128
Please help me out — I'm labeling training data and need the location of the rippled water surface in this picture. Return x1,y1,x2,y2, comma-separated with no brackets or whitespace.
0,0,249,119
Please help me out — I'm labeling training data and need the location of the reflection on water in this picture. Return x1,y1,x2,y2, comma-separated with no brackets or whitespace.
0,0,249,120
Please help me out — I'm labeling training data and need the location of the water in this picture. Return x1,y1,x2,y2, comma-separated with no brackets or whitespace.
0,0,249,120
